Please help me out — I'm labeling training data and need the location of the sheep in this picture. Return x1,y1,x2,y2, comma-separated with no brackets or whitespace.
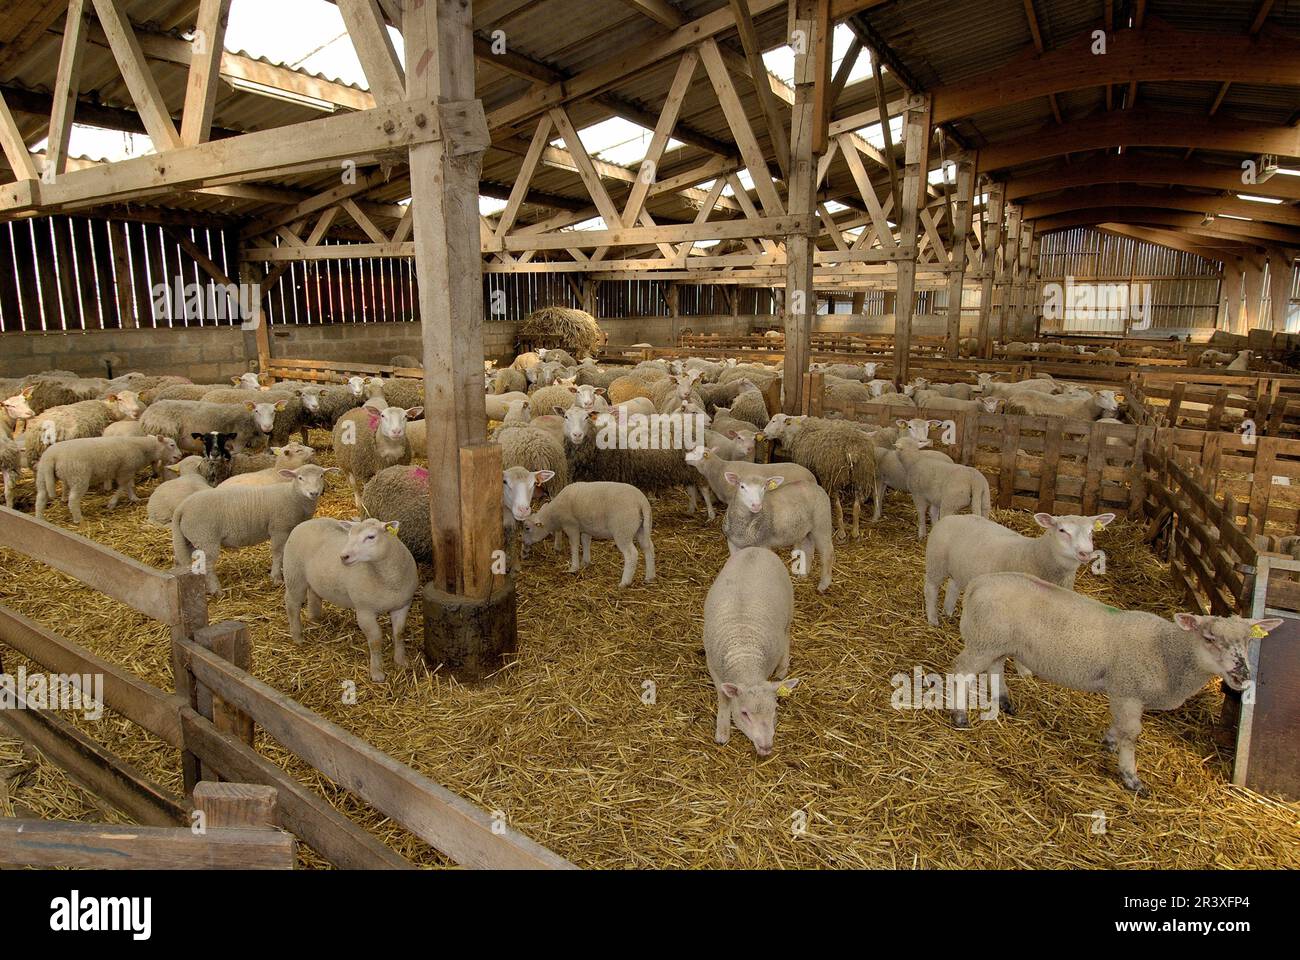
871,392,917,409
607,375,654,405
703,547,799,756
20,376,108,414
708,406,759,438
294,383,363,432
103,419,144,437
952,571,1278,792
1097,346,1121,360
912,380,974,401
0,424,19,509
140,400,262,455
201,387,306,445
697,378,760,415
146,382,229,404
186,432,238,484
391,354,421,369
499,422,568,502
526,360,568,388
486,391,532,421
1004,389,1118,421
973,373,1058,398
572,364,622,392
35,435,181,523
510,351,542,374
865,379,897,396
147,461,212,527
523,384,574,418
718,364,779,387
867,424,953,522
365,376,423,411
2,391,35,436
219,444,319,487
958,337,980,357
23,397,138,463
763,414,878,541
490,367,528,394
283,517,419,682
913,391,1001,413
704,428,757,463
1198,348,1235,367
520,481,655,587
923,512,1115,625
685,446,814,521
536,347,577,367
894,436,990,539
565,383,610,412
722,468,834,592
231,372,264,389
361,465,433,563
1227,349,1253,371
172,463,337,594
724,388,770,429
811,362,878,381
332,405,421,510
560,407,707,514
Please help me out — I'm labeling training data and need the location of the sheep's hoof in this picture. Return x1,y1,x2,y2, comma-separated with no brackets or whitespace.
816,581,831,594
1102,734,1118,753
1121,773,1146,794
951,711,970,728
833,530,847,544
370,670,387,683
999,696,1016,717
714,731,730,745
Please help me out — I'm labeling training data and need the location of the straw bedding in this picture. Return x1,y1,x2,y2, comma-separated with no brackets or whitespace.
1,433,1297,869
517,306,605,359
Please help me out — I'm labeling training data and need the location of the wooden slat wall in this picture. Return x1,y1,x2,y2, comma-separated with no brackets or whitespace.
0,216,237,332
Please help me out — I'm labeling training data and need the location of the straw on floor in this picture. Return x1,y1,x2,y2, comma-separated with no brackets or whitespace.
0,433,1297,869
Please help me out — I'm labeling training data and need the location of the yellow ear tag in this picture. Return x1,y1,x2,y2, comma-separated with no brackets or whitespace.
777,685,792,698
1251,624,1268,639
385,525,399,537
767,478,781,491
1093,520,1105,533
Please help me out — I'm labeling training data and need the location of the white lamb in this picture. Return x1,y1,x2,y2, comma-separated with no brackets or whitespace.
894,436,990,538
283,517,418,683
520,481,655,587
35,435,181,523
172,464,338,593
703,547,799,757
924,512,1114,625
722,469,834,592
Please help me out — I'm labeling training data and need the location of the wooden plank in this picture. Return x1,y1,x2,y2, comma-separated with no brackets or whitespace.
47,0,92,177
0,605,184,747
0,89,38,181
1037,421,1063,511
180,641,575,869
192,781,278,829
178,708,415,869
698,38,785,217
180,0,231,146
90,0,184,152
728,0,790,180
337,0,405,104
0,688,186,828
0,508,185,624
0,817,295,870
998,417,1021,508
459,444,505,600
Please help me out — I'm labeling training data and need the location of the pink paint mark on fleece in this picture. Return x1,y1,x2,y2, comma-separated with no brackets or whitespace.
411,466,429,484
367,411,380,431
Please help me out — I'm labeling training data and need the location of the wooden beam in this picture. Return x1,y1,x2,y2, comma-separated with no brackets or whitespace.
89,0,183,151
492,115,552,241
893,95,930,382
976,179,1005,358
621,51,697,228
618,0,686,28
1003,155,1300,203
337,0,406,105
1021,185,1300,229
945,152,975,356
47,0,92,177
1030,209,1300,247
728,0,791,180
0,91,38,182
699,38,786,217
179,0,231,146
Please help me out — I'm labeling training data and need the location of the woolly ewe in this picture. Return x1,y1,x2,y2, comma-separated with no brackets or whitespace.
893,436,990,539
147,464,212,527
172,463,338,594
722,469,834,592
521,481,655,587
36,435,181,523
703,547,799,756
283,517,418,683
953,571,1279,792
924,512,1114,625
685,446,812,521
332,405,422,510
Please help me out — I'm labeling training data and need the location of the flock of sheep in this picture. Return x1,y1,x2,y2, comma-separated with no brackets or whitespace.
0,346,1276,793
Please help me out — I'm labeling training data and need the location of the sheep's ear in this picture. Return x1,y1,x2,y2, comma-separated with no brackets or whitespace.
895,419,908,428
335,520,355,532
723,471,740,486
384,521,401,536
279,469,297,480
566,385,577,393
245,401,257,411
770,677,800,696
551,405,566,417
1249,618,1283,634
726,430,739,439
405,406,423,419
534,470,555,485
271,446,285,456
1093,513,1116,529
191,432,205,441
1033,512,1055,529
1174,613,1201,631
765,476,784,491
274,400,287,410
719,682,740,699
927,419,943,427
324,467,342,475
230,377,241,385
595,387,606,396
586,410,599,422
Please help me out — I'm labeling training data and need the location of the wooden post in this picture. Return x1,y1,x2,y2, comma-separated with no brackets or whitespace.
999,204,1022,344
193,782,279,829
1242,253,1267,333
781,0,826,415
892,94,932,385
170,571,209,794
404,2,511,679
1267,248,1293,332
977,179,1004,358
1223,258,1244,333
191,620,253,785
945,151,975,358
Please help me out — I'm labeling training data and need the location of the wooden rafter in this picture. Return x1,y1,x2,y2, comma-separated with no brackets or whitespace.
47,0,92,177
699,38,785,217
89,0,183,152
179,0,231,147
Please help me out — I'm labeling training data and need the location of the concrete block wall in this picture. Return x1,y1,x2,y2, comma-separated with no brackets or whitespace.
0,326,253,382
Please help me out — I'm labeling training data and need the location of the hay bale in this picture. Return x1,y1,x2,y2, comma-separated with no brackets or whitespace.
517,306,606,359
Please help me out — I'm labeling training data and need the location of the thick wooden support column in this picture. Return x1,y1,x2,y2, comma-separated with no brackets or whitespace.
998,203,1022,343
1268,249,1294,332
944,151,975,357
781,0,827,414
1242,253,1267,332
891,94,932,384
403,1,512,677
1222,258,1244,332
976,179,1004,358
1016,222,1037,338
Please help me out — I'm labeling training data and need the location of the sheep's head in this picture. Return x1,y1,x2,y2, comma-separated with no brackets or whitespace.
296,387,321,413
568,384,604,409
978,397,1003,413
232,372,262,390
1175,614,1280,691
725,471,783,514
1095,390,1120,417
1034,512,1114,564
863,362,878,378
338,518,401,566
727,429,757,460
502,466,554,523
2,393,35,421
561,406,600,445
271,441,315,468
376,406,421,441
279,464,337,500
152,435,182,465
346,376,367,397
762,413,801,441
895,418,938,444
718,676,800,757
245,399,287,433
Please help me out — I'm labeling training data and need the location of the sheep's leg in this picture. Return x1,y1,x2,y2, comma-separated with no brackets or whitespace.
943,580,959,617
1109,697,1146,793
196,542,222,594
2,471,11,510
775,651,790,679
913,495,928,540
851,497,861,539
990,656,1013,716
831,495,847,543
639,528,655,580
67,482,85,524
391,603,411,669
684,484,698,515
581,533,592,568
872,477,884,522
285,583,306,643
305,588,323,620
949,647,999,727
356,610,386,683
567,526,581,573
699,484,716,521
813,528,833,594
125,477,140,503
616,539,638,588
269,532,289,583
300,425,311,445
714,689,732,745
552,530,563,554
34,475,47,518
924,578,941,626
